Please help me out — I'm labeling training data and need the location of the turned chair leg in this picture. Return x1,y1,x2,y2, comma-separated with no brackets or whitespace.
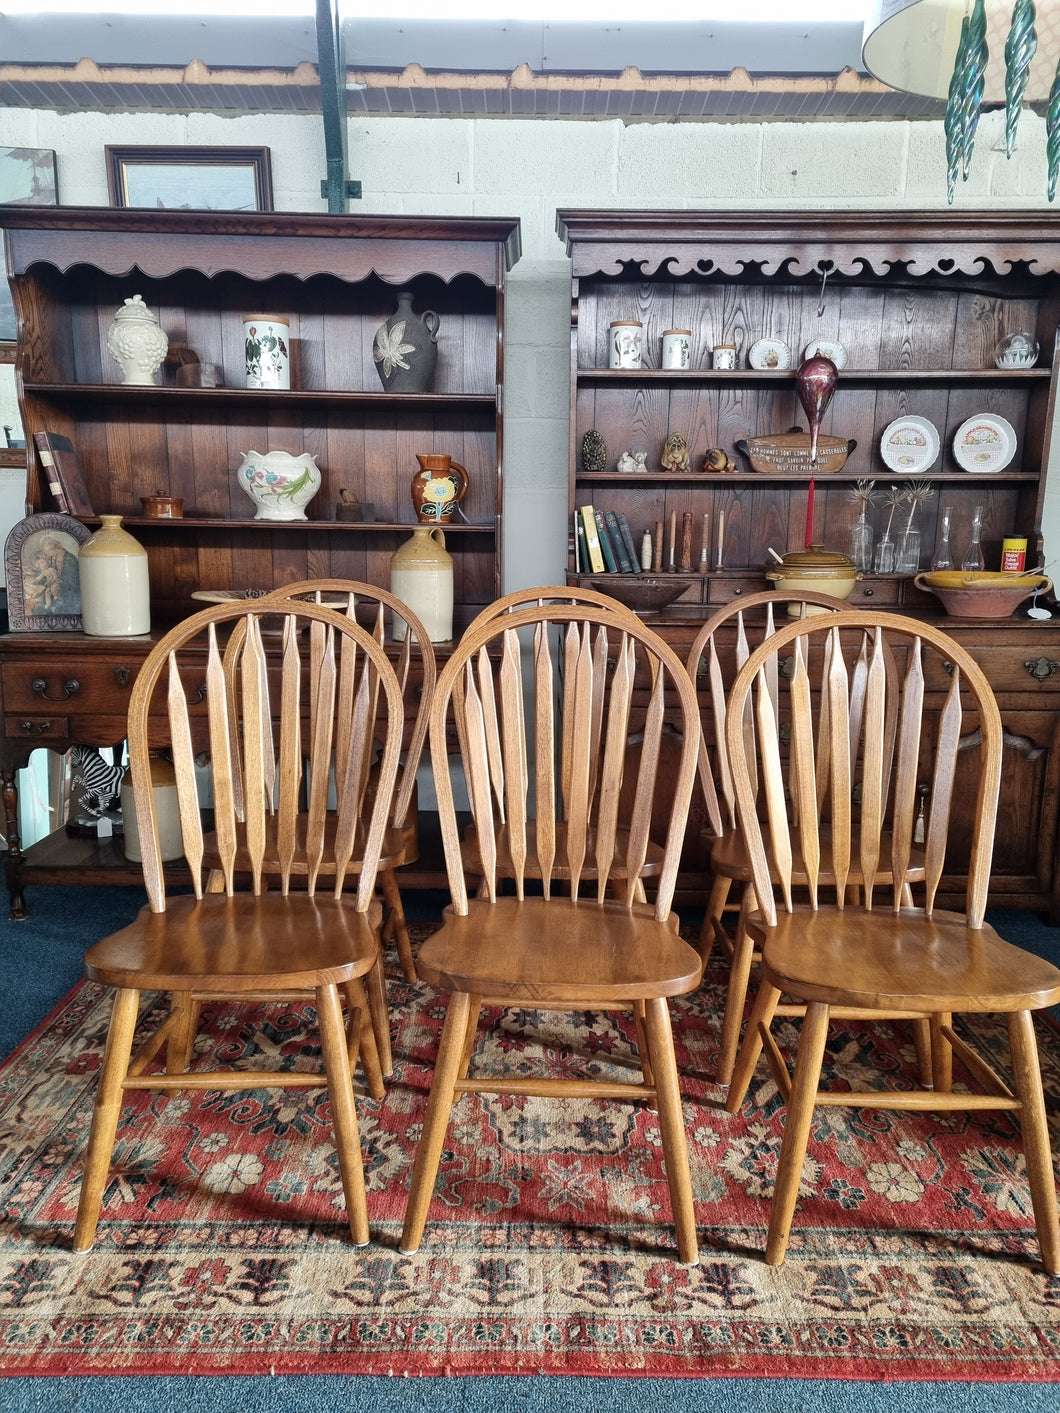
363,955,394,1079
725,980,782,1112
73,987,140,1253
1008,1009,1060,1274
380,866,417,982
698,873,732,967
166,994,201,1074
400,992,472,1254
632,1000,656,1090
643,997,699,1265
342,975,385,1102
930,1012,953,1093
317,981,370,1247
764,999,830,1267
715,888,757,1084
457,995,482,1081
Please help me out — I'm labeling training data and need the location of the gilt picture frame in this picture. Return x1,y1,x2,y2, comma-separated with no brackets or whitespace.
105,146,273,212
4,512,91,631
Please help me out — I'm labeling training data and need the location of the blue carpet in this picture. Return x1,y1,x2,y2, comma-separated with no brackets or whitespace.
2,876,1057,1408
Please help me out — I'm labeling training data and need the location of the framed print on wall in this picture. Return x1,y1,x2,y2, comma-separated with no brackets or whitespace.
4,512,91,631
0,147,58,207
105,146,274,212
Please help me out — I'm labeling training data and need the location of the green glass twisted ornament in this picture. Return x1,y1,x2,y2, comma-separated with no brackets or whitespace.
1005,0,1038,158
961,0,989,181
1047,57,1060,201
944,14,970,203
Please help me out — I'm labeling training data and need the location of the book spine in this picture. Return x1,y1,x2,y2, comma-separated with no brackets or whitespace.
594,509,619,574
34,432,70,514
579,505,606,573
574,511,588,573
604,509,635,573
615,512,640,573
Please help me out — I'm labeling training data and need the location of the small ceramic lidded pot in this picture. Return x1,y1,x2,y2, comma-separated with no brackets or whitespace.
662,328,691,370
78,515,151,637
609,320,643,369
243,315,290,390
712,344,738,370
106,295,169,386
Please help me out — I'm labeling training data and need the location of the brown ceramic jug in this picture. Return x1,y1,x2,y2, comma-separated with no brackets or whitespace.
411,453,469,524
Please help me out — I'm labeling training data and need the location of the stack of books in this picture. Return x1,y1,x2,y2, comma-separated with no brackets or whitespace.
575,504,641,574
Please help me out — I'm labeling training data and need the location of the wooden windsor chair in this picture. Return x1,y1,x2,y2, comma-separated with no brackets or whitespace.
458,586,665,899
685,589,928,1087
399,603,704,1264
72,602,405,1252
722,609,1060,1272
189,580,435,1078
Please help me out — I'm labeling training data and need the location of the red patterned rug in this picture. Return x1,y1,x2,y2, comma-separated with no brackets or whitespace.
1,923,1058,1380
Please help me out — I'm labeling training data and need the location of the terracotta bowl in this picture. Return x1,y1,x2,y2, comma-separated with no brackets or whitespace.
589,575,695,615
914,571,1051,619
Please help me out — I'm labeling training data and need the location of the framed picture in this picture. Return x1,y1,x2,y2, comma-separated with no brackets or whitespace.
4,512,91,632
0,147,58,207
105,146,273,212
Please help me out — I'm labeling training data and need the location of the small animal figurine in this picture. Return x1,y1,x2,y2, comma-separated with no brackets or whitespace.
581,428,607,471
662,432,691,473
617,449,648,474
703,446,737,473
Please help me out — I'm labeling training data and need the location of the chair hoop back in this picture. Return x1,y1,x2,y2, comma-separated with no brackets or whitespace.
432,603,701,919
127,601,405,914
724,609,1003,930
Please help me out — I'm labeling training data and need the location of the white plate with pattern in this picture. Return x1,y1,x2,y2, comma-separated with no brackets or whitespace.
802,338,847,369
748,337,792,371
879,415,941,473
952,414,1017,473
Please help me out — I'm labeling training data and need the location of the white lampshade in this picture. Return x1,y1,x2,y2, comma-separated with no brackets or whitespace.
863,0,1060,104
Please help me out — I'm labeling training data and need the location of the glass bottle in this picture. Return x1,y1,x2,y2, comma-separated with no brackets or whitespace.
873,531,895,574
962,504,986,572
895,517,921,574
931,504,954,570
849,506,873,572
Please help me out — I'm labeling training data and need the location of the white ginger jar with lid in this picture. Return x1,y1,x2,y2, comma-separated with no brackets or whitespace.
105,295,169,386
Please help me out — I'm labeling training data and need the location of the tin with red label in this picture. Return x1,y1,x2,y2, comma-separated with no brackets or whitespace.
1000,535,1027,573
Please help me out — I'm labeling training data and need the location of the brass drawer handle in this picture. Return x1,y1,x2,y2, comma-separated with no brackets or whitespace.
31,677,80,701
1024,656,1060,682
19,719,53,734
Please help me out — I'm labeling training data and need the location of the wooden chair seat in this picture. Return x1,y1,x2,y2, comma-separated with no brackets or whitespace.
461,822,665,882
756,906,1060,1015
203,819,407,879
85,893,381,994
417,897,698,1000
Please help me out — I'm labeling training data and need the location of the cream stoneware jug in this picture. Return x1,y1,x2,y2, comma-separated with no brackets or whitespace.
390,526,454,643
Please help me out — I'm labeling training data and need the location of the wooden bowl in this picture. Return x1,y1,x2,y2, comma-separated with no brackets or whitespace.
914,571,1051,619
589,575,696,614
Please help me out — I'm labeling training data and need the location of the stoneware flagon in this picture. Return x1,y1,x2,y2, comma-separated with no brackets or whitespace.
374,289,440,393
78,515,151,636
412,453,468,524
236,450,321,521
390,526,454,643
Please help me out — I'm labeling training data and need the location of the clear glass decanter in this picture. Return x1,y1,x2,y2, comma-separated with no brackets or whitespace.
849,507,873,572
873,532,895,574
962,504,986,572
931,504,954,570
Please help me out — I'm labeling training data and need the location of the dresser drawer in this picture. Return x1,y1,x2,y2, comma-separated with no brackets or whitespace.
4,714,69,742
1,657,145,712
921,647,1060,696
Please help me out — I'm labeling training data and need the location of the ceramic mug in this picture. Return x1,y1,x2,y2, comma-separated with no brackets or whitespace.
609,320,643,369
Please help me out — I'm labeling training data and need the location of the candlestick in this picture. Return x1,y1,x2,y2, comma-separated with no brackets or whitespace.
653,520,664,573
716,509,725,570
668,510,677,570
700,512,710,573
680,511,693,571
805,475,816,549
640,532,652,570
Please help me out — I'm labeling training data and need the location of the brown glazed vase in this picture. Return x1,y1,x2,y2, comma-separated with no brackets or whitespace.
411,453,468,524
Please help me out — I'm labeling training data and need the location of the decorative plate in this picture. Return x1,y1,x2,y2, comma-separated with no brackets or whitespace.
879,415,941,473
192,588,351,607
802,338,848,369
748,337,791,371
952,414,1017,473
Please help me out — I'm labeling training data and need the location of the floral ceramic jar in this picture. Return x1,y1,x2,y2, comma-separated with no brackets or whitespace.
236,450,321,521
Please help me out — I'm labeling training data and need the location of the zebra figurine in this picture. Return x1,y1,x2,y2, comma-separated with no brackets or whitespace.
69,745,126,822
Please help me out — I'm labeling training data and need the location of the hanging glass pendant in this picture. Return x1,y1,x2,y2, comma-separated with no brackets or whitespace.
1048,57,1060,201
1004,0,1038,158
944,14,971,204
961,0,989,181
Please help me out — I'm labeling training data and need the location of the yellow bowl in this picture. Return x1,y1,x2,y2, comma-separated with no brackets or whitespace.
913,571,1051,618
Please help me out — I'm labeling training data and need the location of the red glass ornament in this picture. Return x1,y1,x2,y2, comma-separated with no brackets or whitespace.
795,354,838,464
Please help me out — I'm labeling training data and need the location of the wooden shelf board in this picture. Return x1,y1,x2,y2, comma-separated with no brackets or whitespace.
25,382,497,410
80,517,497,533
575,470,1040,484
575,367,1051,385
